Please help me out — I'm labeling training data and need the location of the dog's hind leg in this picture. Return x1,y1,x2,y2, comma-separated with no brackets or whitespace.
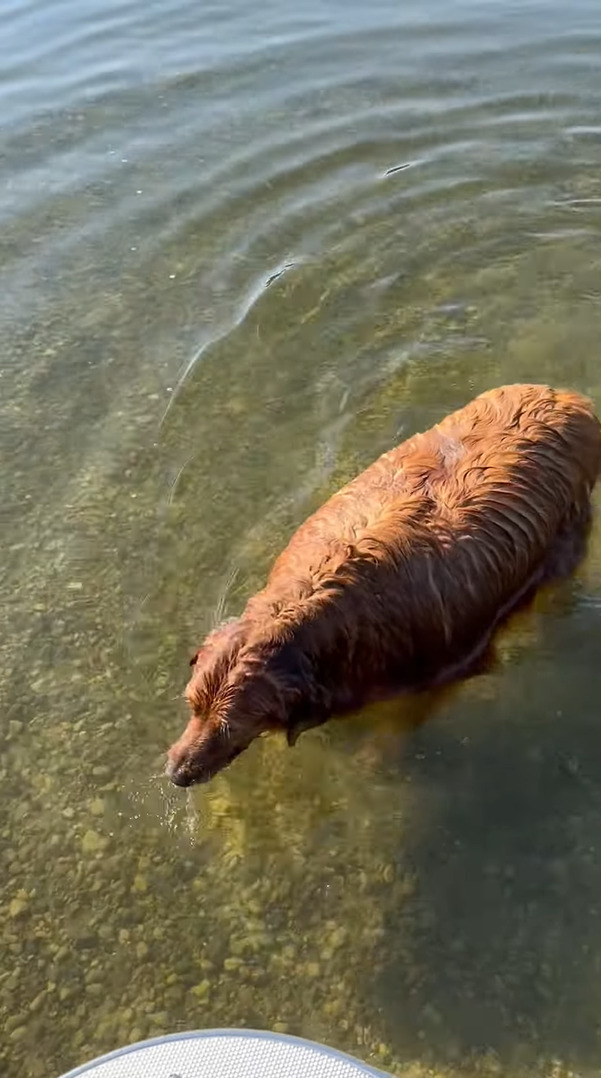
540,501,593,583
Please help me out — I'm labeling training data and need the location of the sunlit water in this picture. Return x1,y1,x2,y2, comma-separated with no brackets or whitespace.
4,0,601,1075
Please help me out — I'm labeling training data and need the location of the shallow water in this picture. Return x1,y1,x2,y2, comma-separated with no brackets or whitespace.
4,0,601,1075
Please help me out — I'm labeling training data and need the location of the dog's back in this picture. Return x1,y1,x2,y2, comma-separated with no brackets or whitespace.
248,384,601,693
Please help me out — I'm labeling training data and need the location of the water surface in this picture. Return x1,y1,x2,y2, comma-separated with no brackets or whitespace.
3,1,601,1076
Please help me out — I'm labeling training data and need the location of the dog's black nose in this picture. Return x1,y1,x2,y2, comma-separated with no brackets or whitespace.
165,759,191,787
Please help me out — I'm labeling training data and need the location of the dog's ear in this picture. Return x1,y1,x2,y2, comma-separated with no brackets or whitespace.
286,722,302,747
286,712,325,747
273,645,325,748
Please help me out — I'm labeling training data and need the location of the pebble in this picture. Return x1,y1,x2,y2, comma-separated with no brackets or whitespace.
92,766,111,779
8,897,29,918
6,1015,27,1035
190,980,210,1000
81,830,106,854
421,1002,443,1026
329,926,348,949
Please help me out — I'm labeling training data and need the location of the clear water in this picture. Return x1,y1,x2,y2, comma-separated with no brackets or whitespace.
4,1,601,1075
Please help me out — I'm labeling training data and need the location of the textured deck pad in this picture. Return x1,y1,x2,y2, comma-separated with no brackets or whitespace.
59,1029,389,1078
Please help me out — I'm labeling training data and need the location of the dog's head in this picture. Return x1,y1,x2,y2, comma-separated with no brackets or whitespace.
166,618,306,787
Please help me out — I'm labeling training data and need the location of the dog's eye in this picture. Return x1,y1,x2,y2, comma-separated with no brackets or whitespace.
189,653,198,667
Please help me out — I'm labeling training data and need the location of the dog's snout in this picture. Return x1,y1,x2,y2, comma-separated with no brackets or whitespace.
165,757,192,787
166,715,205,787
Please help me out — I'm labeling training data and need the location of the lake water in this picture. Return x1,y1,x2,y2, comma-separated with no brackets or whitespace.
4,0,601,1075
